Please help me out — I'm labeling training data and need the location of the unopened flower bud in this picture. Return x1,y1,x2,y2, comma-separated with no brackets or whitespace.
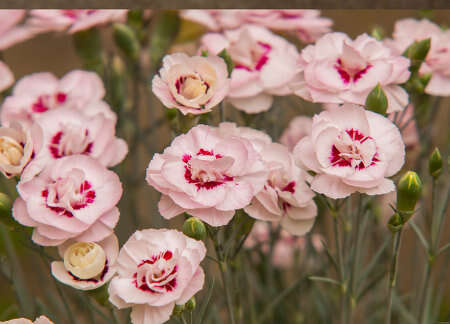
185,297,196,311
387,213,403,233
183,217,206,241
371,26,384,41
218,49,234,77
396,171,422,220
113,23,141,61
428,147,443,179
365,83,388,115
172,303,185,316
64,242,106,279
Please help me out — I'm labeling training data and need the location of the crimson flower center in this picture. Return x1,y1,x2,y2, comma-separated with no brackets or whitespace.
49,127,93,159
41,175,96,218
334,58,372,84
32,92,67,114
183,149,234,191
330,129,379,170
133,251,178,294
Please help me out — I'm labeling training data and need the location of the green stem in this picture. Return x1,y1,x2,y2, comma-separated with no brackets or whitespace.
333,214,347,324
418,262,431,324
0,224,36,318
385,228,404,324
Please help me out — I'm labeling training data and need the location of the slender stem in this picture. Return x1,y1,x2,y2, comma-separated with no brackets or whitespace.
333,214,347,324
385,229,404,324
0,225,36,318
418,262,431,324
53,279,77,324
220,101,226,123
110,308,121,324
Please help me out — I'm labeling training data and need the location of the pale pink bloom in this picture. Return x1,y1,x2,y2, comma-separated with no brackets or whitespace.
386,18,450,96
22,107,127,180
0,61,14,92
291,32,411,113
245,143,317,236
146,124,268,226
388,104,418,149
1,70,111,128
182,10,332,43
293,104,405,199
201,25,300,113
0,122,41,178
27,10,127,34
51,234,118,290
152,53,230,115
244,221,323,268
279,116,313,151
109,229,206,324
0,10,39,50
217,121,272,152
1,316,54,324
13,155,122,246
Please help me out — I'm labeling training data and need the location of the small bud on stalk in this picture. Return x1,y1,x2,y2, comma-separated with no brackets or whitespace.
396,171,422,222
428,147,443,179
185,297,196,311
113,23,141,61
172,303,185,316
183,217,207,241
365,84,388,115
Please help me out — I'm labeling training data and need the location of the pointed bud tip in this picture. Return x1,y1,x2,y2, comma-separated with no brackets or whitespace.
429,147,443,179
183,217,207,241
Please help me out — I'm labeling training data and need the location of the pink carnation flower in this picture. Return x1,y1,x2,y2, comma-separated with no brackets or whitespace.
182,10,332,43
291,32,411,113
13,155,122,246
27,10,127,34
1,70,112,128
1,316,54,324
22,107,127,180
386,18,450,96
201,25,300,113
0,10,39,50
0,61,14,92
51,234,119,290
0,122,41,178
146,124,268,226
245,143,317,236
109,229,206,324
279,116,313,151
152,53,230,115
293,104,405,199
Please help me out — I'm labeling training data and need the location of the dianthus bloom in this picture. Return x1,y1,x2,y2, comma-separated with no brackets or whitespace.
279,116,313,151
201,25,300,113
13,155,122,246
294,104,405,199
109,229,206,324
1,70,112,127
0,61,13,92
181,10,332,43
23,107,127,179
152,53,230,115
146,124,268,226
385,18,450,96
27,10,127,34
245,143,317,236
1,316,54,324
51,234,118,290
0,122,39,178
291,32,411,113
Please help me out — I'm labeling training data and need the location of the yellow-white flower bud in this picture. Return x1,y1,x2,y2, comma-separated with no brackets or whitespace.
0,136,24,166
63,242,106,279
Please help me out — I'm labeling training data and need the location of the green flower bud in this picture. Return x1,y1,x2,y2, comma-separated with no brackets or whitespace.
113,23,141,61
365,84,388,115
403,39,431,76
183,217,206,241
387,213,403,233
218,49,234,78
429,147,443,179
371,26,384,41
185,297,196,311
396,171,422,220
172,303,185,316
72,29,104,74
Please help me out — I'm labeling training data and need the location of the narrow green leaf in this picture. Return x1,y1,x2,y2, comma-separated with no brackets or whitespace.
308,276,341,287
438,242,450,255
409,221,430,251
